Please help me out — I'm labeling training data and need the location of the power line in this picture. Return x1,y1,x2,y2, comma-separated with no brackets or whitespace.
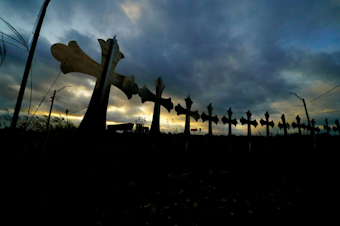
271,110,340,117
68,107,88,124
25,59,68,129
306,83,340,105
307,99,340,108
56,96,89,106
69,107,88,115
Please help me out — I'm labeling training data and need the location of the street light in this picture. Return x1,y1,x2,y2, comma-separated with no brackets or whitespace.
46,85,72,131
289,92,311,128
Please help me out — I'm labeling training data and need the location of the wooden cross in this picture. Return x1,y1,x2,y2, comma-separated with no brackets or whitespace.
240,110,257,152
240,110,258,137
222,108,237,137
323,118,331,135
292,115,303,136
301,120,319,135
300,123,308,134
333,119,340,136
260,111,274,138
201,103,219,137
310,119,320,135
51,38,139,135
310,119,320,150
138,77,173,136
175,96,200,139
278,114,289,137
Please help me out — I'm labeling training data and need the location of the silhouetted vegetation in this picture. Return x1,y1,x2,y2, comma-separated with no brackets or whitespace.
2,124,339,226
0,109,76,132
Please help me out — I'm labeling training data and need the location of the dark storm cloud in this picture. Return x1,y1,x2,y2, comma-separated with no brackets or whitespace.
0,21,100,117
1,0,339,132
1,0,44,22
103,0,340,129
286,50,340,82
0,31,58,107
60,29,102,63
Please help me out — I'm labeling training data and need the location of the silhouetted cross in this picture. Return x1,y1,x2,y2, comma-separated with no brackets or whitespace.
323,118,331,135
292,115,303,136
138,77,173,136
222,108,237,137
260,111,274,137
240,110,258,137
333,119,340,136
201,103,219,137
278,114,289,136
175,95,200,139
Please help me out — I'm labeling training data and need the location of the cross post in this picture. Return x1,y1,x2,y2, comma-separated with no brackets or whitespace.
175,95,200,152
324,118,331,135
278,114,289,137
292,115,303,136
240,110,258,152
260,111,274,151
201,103,219,138
260,111,274,138
333,119,340,136
310,119,320,150
222,108,237,138
138,77,173,137
222,108,237,150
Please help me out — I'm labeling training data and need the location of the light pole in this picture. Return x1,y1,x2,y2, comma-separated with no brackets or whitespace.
46,85,71,131
289,92,311,129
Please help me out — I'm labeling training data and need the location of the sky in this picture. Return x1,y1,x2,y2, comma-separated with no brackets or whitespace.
0,0,339,135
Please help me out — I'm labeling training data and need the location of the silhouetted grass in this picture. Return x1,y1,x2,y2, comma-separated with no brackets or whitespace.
2,128,339,226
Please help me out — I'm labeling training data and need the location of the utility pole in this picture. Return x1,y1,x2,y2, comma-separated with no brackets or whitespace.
11,0,51,129
46,90,56,131
46,85,71,132
290,92,311,128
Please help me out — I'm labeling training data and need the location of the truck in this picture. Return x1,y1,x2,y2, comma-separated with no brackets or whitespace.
135,123,149,133
107,123,149,134
107,123,134,133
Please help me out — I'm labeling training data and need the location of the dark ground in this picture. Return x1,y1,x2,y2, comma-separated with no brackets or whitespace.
2,129,339,226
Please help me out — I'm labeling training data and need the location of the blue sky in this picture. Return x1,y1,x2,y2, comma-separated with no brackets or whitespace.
0,0,339,135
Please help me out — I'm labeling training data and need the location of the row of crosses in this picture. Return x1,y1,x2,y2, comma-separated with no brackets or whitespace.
50,37,340,142
176,105,339,138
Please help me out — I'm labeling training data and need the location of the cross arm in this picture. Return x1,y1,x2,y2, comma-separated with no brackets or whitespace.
51,39,138,99
222,115,237,126
201,112,218,124
292,121,299,129
190,110,200,122
51,41,102,77
315,127,320,133
260,118,274,128
109,72,138,99
252,120,258,128
138,85,173,112
138,85,155,103
201,112,209,122
175,104,200,121
240,117,247,125
278,122,289,129
175,103,186,115
160,97,173,113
